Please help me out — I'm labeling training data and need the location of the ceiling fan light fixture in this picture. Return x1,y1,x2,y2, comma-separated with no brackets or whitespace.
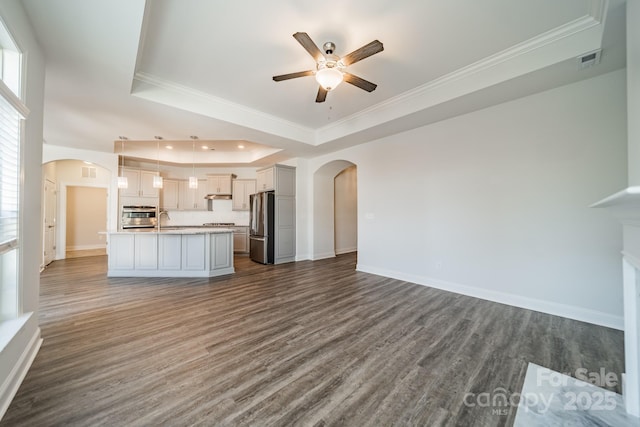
315,66,343,91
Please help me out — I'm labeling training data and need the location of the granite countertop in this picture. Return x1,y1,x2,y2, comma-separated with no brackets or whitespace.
159,224,249,228
108,227,234,235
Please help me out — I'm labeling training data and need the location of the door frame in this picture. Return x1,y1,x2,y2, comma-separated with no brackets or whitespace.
56,181,110,260
42,177,57,268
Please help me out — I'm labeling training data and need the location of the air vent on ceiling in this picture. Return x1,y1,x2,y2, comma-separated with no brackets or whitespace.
577,49,601,69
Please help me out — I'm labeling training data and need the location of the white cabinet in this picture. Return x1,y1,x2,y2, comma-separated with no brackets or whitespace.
182,234,206,270
160,179,180,210
275,196,296,264
179,179,208,210
108,234,135,270
256,165,294,195
134,234,158,270
161,179,207,210
211,232,232,270
119,168,159,198
159,234,181,270
275,166,296,197
107,230,235,278
207,174,232,195
256,168,274,192
255,164,296,264
232,179,256,211
232,226,249,253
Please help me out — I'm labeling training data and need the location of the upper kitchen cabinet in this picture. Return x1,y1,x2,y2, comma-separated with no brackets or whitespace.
160,179,208,210
207,174,234,195
256,167,274,192
232,179,256,211
160,179,180,210
119,168,159,198
256,165,295,196
179,179,208,210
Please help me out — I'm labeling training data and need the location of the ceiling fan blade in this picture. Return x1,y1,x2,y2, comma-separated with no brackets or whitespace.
341,40,384,66
273,70,315,82
343,73,377,92
293,32,325,62
316,86,328,103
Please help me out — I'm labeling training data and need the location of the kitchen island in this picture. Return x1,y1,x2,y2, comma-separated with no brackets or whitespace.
106,228,234,278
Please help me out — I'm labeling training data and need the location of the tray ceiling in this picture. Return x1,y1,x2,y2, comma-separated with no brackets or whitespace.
21,0,626,165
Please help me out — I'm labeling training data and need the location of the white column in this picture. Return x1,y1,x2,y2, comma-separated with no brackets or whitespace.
623,257,640,416
624,1,640,416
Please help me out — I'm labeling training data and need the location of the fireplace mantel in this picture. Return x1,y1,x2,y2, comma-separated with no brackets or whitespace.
592,186,640,222
593,186,640,416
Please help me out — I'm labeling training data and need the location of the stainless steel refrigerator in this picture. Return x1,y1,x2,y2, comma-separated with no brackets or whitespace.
249,191,275,264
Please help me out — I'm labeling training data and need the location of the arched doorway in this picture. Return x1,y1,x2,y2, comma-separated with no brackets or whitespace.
42,159,112,266
312,160,357,260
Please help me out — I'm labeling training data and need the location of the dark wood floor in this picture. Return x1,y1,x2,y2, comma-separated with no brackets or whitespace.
1,253,624,426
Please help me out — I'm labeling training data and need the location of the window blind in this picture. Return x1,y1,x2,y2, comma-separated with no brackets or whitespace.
0,92,20,255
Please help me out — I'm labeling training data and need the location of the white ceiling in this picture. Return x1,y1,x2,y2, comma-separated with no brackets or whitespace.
20,0,626,167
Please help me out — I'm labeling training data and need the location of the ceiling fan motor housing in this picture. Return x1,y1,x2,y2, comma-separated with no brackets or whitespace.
322,41,336,54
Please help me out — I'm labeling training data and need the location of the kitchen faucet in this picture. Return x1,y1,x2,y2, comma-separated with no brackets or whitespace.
158,210,170,230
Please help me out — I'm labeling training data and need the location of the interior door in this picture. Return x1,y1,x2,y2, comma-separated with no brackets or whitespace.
43,178,57,266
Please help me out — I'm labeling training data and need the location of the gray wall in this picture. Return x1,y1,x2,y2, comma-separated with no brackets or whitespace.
304,69,627,329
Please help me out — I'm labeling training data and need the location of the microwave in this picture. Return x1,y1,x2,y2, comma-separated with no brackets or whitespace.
121,206,157,229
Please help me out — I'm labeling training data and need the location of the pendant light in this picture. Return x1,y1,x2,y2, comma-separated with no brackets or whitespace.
153,136,163,189
189,135,198,189
117,136,128,189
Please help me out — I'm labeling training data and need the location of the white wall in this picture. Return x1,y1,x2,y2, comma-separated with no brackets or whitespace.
628,0,640,186
303,69,627,329
66,186,107,250
43,144,119,233
42,159,112,259
0,0,45,418
312,160,355,259
334,165,357,254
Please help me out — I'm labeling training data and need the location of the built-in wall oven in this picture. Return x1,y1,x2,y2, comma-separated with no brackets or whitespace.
121,206,157,229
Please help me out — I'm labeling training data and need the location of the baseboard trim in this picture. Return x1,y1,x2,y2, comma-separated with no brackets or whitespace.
312,252,336,261
356,264,623,331
335,247,357,255
0,326,42,420
66,244,106,251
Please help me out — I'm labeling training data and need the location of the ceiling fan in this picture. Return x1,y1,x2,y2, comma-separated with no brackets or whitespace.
273,32,384,103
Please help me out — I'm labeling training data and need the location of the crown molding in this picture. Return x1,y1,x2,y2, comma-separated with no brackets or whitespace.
316,7,607,145
131,0,609,149
131,72,316,145
587,0,608,23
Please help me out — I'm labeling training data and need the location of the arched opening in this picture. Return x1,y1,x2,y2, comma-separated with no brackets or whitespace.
42,159,112,267
312,160,357,260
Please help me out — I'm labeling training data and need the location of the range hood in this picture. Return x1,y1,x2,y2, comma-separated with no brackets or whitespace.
204,194,232,200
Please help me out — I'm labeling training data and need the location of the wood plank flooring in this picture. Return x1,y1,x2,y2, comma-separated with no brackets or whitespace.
65,248,107,259
1,253,624,426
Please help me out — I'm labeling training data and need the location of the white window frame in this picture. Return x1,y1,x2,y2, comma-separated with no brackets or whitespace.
0,17,27,324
